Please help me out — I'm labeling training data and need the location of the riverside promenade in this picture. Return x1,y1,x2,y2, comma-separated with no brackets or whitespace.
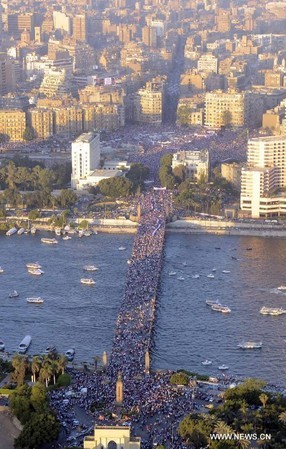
108,189,171,380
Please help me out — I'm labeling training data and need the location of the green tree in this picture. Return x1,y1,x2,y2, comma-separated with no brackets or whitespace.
160,153,173,167
126,163,149,191
98,177,133,198
9,385,32,424
31,356,42,383
170,372,189,386
11,354,29,386
57,355,68,375
30,383,47,412
23,127,35,141
28,209,40,220
178,415,210,449
57,189,77,208
14,412,59,449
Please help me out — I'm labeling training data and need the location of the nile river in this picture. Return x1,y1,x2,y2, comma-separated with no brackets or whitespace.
1,232,286,385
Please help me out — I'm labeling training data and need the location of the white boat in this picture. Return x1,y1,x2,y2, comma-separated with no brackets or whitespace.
45,345,56,354
26,297,44,304
169,271,177,276
127,259,131,265
177,276,185,281
0,267,4,273
18,335,32,353
260,306,285,316
26,262,42,269
238,341,262,349
84,231,92,237
83,265,98,271
30,227,37,235
211,304,231,313
222,270,230,274
201,359,212,366
9,290,19,298
17,228,25,235
212,268,216,272
78,230,84,238
118,246,126,251
277,285,286,291
80,278,95,285
206,299,221,306
0,339,5,351
192,274,200,279
218,365,229,370
65,348,75,361
41,238,58,245
182,262,187,266
62,235,71,240
6,227,17,236
207,274,215,278
28,268,44,275
55,228,62,236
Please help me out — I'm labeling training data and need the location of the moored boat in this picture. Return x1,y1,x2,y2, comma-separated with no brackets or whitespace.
30,227,37,235
62,235,71,240
6,227,17,236
18,335,32,353
177,276,185,281
0,339,5,351
17,228,25,235
222,270,230,274
65,348,75,361
207,274,215,278
41,238,58,245
45,345,56,354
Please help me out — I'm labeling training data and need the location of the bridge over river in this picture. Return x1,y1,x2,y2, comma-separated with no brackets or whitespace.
108,189,172,381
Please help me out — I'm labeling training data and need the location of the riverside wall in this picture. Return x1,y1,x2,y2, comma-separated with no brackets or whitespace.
166,218,286,237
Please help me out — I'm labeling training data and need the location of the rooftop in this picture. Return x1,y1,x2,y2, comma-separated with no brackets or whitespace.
74,132,98,144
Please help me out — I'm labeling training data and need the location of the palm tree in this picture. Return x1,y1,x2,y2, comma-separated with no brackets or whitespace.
278,411,286,426
57,355,68,375
31,356,42,382
50,360,58,385
40,363,53,387
259,393,269,409
238,439,251,449
213,419,234,435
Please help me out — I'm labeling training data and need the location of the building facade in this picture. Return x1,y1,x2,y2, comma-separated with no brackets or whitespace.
172,149,209,181
240,136,286,217
71,132,100,189
84,426,141,449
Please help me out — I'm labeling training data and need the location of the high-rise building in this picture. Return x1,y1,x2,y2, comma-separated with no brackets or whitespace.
28,109,54,139
73,14,87,41
241,136,286,217
71,132,100,189
0,109,26,141
134,80,163,125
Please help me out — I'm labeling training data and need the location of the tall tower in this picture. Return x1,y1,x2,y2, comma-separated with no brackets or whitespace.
116,372,123,404
71,132,100,189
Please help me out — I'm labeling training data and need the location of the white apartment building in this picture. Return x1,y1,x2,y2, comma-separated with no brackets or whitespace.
240,136,286,217
172,149,209,181
71,132,100,189
197,54,218,74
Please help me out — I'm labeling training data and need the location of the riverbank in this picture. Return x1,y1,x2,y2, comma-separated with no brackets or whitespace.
166,218,286,237
3,216,286,237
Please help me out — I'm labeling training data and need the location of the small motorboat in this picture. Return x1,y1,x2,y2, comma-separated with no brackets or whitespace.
83,265,99,271
80,278,95,285
28,268,44,275
207,274,215,278
218,365,229,370
169,271,177,276
26,262,42,269
26,297,44,304
65,348,75,361
222,270,230,274
17,228,25,235
45,345,57,354
192,274,200,279
201,360,212,366
118,246,126,251
62,235,72,240
177,276,185,281
9,290,19,298
18,335,32,353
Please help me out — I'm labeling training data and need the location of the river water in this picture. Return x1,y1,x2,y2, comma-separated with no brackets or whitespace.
1,232,286,385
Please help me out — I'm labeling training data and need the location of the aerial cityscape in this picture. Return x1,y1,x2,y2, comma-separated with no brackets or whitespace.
1,0,286,448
